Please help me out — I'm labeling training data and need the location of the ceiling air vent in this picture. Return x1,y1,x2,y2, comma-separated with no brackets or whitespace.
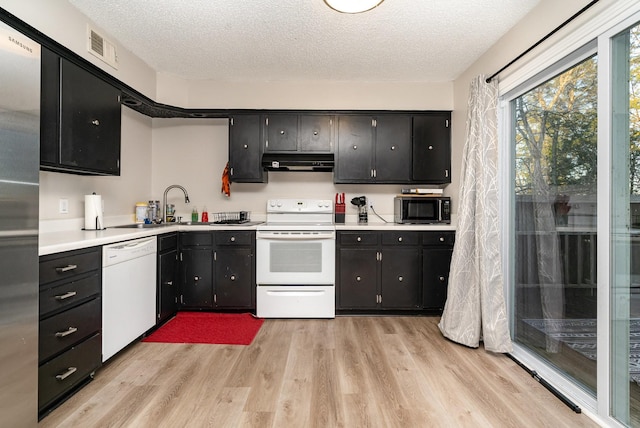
87,25,118,69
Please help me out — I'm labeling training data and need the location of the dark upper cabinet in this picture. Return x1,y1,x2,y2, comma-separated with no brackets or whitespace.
265,114,298,151
229,115,266,183
374,115,411,182
335,115,411,183
264,114,334,152
299,115,333,152
335,115,374,182
40,48,121,175
412,113,451,183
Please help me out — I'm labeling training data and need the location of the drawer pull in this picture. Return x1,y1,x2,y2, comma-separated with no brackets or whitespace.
356,236,362,242
54,291,77,300
439,237,445,242
56,264,78,273
230,236,236,242
164,281,173,286
55,327,78,338
356,276,361,282
55,366,77,381
230,275,236,281
398,236,403,242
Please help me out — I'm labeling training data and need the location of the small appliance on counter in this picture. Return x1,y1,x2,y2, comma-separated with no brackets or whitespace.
351,196,368,224
335,193,345,224
394,195,451,224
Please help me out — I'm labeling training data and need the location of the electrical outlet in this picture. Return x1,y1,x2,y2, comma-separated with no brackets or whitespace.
59,198,69,214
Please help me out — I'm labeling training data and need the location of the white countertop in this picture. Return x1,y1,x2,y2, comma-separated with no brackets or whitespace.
39,221,456,256
39,223,261,256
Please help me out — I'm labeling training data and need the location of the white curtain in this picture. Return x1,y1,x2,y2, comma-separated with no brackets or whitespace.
438,75,512,353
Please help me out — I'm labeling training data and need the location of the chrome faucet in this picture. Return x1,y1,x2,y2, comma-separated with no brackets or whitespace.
163,184,190,223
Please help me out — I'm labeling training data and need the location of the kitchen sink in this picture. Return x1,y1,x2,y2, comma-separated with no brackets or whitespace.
179,221,263,226
111,223,168,229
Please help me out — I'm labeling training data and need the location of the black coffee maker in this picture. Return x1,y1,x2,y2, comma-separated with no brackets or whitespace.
350,196,368,224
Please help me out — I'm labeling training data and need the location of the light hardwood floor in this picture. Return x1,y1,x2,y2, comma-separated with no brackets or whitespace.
39,316,599,427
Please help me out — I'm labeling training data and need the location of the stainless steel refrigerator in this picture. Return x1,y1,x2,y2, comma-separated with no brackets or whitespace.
0,18,40,426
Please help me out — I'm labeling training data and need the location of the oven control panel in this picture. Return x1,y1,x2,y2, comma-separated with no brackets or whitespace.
267,199,333,214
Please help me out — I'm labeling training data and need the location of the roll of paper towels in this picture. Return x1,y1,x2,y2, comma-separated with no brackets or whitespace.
84,194,104,230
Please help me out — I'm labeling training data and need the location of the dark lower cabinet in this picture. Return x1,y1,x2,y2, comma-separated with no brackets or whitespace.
337,230,454,313
180,247,214,308
157,233,178,324
338,247,379,309
337,231,422,310
179,231,256,310
422,232,455,311
38,246,102,418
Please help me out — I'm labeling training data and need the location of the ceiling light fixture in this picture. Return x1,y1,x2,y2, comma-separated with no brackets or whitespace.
324,0,384,14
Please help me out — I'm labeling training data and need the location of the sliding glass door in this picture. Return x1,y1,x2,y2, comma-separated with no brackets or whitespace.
508,12,640,426
511,54,598,393
610,21,640,426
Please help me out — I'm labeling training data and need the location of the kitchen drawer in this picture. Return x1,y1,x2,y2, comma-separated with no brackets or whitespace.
216,231,253,246
39,247,101,285
159,232,178,252
38,332,101,412
39,297,101,363
338,232,379,246
180,232,213,247
39,272,101,316
422,232,455,246
381,231,420,246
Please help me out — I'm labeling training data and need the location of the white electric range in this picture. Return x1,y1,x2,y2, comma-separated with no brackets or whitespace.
255,199,335,318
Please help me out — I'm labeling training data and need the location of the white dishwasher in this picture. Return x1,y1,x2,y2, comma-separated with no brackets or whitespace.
102,236,157,362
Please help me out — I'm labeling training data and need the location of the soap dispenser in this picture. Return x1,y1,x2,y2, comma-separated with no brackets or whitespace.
191,207,199,222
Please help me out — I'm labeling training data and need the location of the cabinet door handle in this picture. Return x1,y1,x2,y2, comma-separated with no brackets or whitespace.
439,236,445,242
54,291,77,300
55,366,77,381
280,130,285,135
356,276,361,282
91,119,100,126
356,236,362,242
55,327,78,338
398,236,403,242
243,144,248,149
391,145,396,151
194,276,200,281
439,276,446,282
428,145,433,150
352,145,357,150
55,264,77,273
398,276,403,282
313,131,318,135
230,275,236,281
164,281,173,286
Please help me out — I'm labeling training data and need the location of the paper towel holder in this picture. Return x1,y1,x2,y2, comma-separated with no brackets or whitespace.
82,192,106,231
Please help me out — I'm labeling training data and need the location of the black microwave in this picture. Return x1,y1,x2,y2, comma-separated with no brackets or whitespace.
394,196,451,224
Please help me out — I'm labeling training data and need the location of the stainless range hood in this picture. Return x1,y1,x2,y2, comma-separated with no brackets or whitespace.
262,153,334,171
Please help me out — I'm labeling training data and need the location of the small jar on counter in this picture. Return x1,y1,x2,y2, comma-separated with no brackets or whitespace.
135,202,148,223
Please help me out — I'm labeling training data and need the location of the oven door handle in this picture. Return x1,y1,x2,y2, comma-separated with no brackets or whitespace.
256,233,335,240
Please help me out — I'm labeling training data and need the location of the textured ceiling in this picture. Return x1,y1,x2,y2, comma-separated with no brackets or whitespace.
67,0,541,82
